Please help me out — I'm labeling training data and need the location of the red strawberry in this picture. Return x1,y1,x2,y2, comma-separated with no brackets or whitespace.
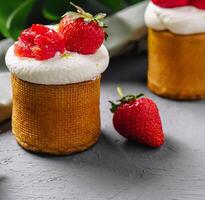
59,2,107,54
14,24,65,60
190,0,205,9
109,88,165,147
152,0,189,8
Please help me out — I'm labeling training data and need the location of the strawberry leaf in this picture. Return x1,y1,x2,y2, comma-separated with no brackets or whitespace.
94,13,107,20
70,2,86,14
62,11,82,20
109,87,144,113
109,101,120,113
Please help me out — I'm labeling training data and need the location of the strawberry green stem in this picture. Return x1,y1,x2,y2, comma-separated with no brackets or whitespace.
117,87,124,98
109,88,144,113
109,101,119,113
70,2,86,14
63,2,107,28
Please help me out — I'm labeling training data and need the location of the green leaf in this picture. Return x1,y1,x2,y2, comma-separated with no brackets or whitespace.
0,18,10,38
42,0,78,21
6,0,36,40
0,0,145,39
42,0,126,21
0,0,25,37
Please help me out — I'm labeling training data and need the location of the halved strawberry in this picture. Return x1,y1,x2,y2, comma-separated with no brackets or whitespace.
190,0,205,9
14,24,65,60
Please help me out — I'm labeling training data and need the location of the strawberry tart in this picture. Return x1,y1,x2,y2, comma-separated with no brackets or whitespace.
5,3,109,155
145,0,205,100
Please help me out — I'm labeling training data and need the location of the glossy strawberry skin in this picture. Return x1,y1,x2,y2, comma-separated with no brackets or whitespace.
14,24,65,60
190,0,205,9
59,17,105,54
152,0,189,8
113,98,164,147
152,0,205,9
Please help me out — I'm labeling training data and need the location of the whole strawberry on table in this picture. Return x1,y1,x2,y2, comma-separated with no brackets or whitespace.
110,88,165,148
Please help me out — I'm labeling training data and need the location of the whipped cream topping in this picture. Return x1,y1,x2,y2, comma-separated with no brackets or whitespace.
5,44,109,85
145,2,205,35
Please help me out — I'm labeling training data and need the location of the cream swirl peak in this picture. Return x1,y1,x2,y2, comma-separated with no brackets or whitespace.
145,2,205,35
5,44,109,85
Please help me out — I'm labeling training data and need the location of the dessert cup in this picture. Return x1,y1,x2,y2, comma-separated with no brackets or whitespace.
6,44,109,155
148,28,205,100
145,1,205,100
12,75,101,155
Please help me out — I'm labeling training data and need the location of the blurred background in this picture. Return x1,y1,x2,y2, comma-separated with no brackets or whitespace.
0,0,148,57
0,0,145,40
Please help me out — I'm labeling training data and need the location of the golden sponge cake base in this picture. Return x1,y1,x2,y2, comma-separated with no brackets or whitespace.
148,28,205,100
11,75,101,155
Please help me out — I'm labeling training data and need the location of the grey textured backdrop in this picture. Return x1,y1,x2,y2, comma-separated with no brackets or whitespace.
1,52,205,199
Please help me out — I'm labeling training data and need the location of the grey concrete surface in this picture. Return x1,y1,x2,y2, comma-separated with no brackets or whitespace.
1,53,205,200
0,39,12,122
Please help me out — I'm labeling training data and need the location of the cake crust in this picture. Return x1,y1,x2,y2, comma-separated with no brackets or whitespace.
148,28,205,100
12,75,101,155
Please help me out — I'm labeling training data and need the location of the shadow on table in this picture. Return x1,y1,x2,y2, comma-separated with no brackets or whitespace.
79,132,183,177
33,131,188,192
103,53,147,84
104,54,205,104
0,175,9,200
0,120,11,134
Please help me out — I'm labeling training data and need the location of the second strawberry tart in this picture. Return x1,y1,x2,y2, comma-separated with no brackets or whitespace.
5,4,109,155
145,0,205,100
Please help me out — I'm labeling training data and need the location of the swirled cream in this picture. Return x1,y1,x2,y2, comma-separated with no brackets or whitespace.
5,44,109,85
145,2,205,35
